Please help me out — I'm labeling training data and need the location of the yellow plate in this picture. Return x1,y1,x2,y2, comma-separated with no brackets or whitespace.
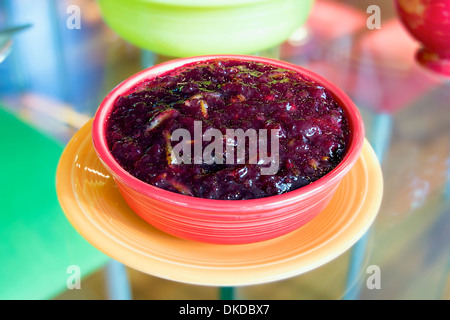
56,120,383,286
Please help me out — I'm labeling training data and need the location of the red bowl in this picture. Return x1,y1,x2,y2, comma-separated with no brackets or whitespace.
394,0,450,76
92,55,365,245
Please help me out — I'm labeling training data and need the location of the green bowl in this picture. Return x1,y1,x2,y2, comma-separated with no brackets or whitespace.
98,0,314,57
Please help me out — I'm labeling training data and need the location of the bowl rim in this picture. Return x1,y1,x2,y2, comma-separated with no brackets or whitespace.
92,54,365,213
114,0,286,8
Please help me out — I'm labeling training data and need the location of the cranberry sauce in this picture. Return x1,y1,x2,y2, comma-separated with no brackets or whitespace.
106,59,350,200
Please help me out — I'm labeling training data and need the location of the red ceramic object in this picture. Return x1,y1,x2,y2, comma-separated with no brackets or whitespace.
394,0,450,76
92,55,365,245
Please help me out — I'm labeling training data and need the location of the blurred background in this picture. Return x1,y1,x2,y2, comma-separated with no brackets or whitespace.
0,0,449,300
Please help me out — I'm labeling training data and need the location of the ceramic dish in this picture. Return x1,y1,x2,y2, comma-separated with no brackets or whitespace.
92,55,365,244
394,0,450,76
97,0,314,57
56,120,382,286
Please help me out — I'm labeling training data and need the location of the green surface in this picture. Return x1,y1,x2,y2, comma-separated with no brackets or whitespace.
0,106,109,300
